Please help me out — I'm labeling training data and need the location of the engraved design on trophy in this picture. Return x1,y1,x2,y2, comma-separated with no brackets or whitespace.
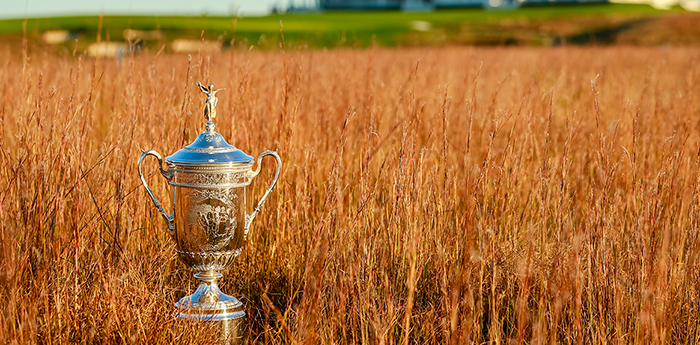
137,82,282,337
190,192,238,252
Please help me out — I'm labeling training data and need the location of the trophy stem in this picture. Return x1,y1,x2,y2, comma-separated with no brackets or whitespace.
195,270,223,284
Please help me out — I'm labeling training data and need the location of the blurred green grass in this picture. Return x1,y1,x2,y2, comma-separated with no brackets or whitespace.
0,4,689,48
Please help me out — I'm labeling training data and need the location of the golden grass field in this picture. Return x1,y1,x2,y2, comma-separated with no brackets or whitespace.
1,42,700,344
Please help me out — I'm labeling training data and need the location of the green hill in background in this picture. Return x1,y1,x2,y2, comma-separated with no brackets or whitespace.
1,4,698,49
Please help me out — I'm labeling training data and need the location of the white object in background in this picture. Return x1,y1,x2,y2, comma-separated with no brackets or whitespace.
87,42,127,58
42,30,70,44
681,0,700,11
410,21,433,32
171,39,222,53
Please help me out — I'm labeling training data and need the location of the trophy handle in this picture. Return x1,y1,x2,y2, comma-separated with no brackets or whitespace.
245,150,282,235
138,150,175,234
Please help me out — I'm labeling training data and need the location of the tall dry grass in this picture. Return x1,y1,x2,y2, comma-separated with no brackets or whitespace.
1,41,700,344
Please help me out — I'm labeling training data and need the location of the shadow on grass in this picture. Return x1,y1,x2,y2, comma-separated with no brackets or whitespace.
553,18,651,45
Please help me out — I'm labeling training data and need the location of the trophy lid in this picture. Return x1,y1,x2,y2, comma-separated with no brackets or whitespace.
166,82,253,166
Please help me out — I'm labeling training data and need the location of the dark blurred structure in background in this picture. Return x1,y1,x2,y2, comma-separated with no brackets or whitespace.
318,0,604,11
290,0,699,11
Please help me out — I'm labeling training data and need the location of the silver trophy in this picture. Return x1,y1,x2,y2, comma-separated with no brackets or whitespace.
138,82,281,325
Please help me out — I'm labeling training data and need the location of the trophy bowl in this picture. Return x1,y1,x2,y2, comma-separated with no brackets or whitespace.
138,82,281,322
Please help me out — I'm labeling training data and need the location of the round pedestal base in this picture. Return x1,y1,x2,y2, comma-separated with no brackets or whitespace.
174,271,246,321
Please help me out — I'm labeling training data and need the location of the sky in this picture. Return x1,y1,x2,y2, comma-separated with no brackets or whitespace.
0,0,294,19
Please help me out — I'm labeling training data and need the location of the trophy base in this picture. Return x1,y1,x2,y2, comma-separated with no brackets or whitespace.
174,271,246,321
